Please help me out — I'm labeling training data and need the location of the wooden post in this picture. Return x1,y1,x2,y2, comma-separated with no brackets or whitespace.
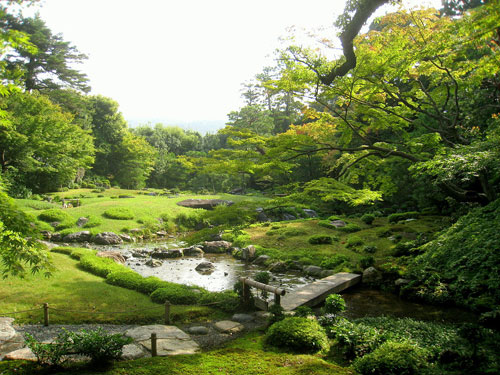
151,333,157,357
43,303,49,326
164,300,171,325
241,278,252,306
274,293,281,306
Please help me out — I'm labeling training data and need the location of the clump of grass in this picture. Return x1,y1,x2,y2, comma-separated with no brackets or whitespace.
38,209,72,223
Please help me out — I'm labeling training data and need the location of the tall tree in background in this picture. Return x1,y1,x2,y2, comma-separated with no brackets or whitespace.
0,12,89,93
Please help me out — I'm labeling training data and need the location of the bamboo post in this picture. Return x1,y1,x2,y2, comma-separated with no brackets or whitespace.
43,303,49,326
151,333,157,357
164,300,171,325
274,293,281,306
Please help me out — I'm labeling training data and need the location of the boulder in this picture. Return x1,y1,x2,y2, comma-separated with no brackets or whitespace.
241,245,256,261
395,278,411,287
40,230,52,240
362,267,382,284
62,231,91,242
302,209,318,218
76,217,89,227
121,343,148,360
145,259,163,267
252,255,270,265
330,220,346,228
282,213,296,221
176,199,234,210
93,232,123,245
125,325,199,356
195,261,215,274
187,326,209,335
0,318,24,359
50,232,62,242
151,249,183,259
96,251,126,264
202,241,232,254
269,261,288,273
119,234,134,242
303,265,323,277
182,246,204,257
156,231,167,237
214,320,244,334
231,313,254,323
287,260,303,271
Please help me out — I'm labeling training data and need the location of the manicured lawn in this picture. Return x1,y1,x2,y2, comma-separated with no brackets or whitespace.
0,252,223,325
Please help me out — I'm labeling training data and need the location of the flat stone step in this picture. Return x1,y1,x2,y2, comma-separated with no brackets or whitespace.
281,272,361,311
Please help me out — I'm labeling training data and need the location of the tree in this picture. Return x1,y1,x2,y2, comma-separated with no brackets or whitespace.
0,91,94,194
0,12,89,93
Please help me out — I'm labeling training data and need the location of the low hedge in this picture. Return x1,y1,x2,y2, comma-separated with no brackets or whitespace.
337,223,362,233
51,247,96,260
79,254,126,278
38,209,73,223
308,235,333,245
150,285,201,305
103,207,134,220
106,271,168,295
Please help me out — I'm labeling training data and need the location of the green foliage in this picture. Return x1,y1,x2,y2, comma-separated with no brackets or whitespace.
78,254,125,278
359,256,375,269
353,341,429,375
363,245,377,254
198,290,240,313
322,293,346,316
267,304,286,325
24,331,73,367
294,305,313,318
82,215,103,228
150,285,200,305
65,328,133,363
265,317,329,354
308,235,333,244
320,254,350,269
346,235,364,248
337,223,361,233
388,211,419,224
37,208,71,223
361,214,375,225
318,220,336,229
102,207,134,220
405,198,500,312
174,211,203,229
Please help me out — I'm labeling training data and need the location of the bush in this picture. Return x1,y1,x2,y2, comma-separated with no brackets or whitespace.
376,228,392,237
388,211,419,224
361,214,375,225
24,331,73,366
308,235,333,244
83,215,103,228
103,207,134,220
353,341,429,375
150,285,200,305
66,328,133,363
38,209,72,223
363,245,377,253
265,317,329,354
318,220,336,229
320,254,349,269
327,318,384,357
322,293,346,315
174,211,203,229
337,223,362,233
328,215,341,221
198,290,240,312
359,256,375,269
106,270,144,290
267,304,285,325
346,235,364,248
294,305,313,318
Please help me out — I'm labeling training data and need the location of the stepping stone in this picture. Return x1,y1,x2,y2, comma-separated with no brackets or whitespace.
3,347,37,361
125,325,199,356
231,313,254,323
121,343,149,360
188,326,209,335
214,320,244,334
0,317,24,359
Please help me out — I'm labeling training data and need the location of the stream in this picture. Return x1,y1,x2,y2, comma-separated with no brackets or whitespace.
97,239,476,324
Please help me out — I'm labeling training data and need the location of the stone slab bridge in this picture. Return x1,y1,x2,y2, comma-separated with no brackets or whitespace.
280,272,361,311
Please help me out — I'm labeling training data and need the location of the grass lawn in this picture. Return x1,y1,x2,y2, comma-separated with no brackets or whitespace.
245,216,447,270
0,252,224,325
0,331,355,375
16,188,268,235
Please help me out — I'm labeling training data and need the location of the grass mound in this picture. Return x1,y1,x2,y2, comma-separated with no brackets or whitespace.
103,207,134,220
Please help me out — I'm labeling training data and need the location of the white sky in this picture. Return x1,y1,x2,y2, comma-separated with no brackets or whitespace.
22,0,441,131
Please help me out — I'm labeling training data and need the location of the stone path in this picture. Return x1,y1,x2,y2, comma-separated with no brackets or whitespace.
0,313,262,362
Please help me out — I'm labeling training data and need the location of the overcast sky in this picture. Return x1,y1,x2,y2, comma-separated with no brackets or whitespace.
23,0,441,132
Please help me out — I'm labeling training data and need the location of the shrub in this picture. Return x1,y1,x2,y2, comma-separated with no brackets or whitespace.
327,318,384,357
150,285,200,305
361,214,375,225
376,228,392,237
174,211,203,229
346,235,364,248
320,254,350,269
294,305,313,318
268,304,286,325
318,220,336,229
83,215,103,228
66,328,133,363
198,290,240,312
38,209,72,223
103,207,134,220
328,215,341,221
265,317,329,354
388,211,419,224
308,235,333,245
337,223,362,233
24,331,73,366
353,341,429,375
322,293,346,315
393,241,417,257
106,270,144,290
